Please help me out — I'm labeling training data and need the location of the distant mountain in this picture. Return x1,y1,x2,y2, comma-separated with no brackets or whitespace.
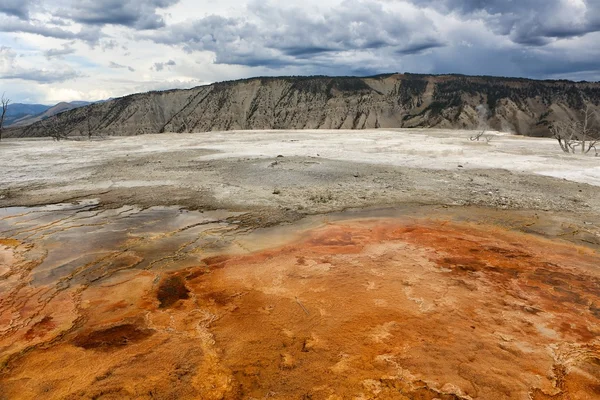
69,101,93,107
6,73,600,138
3,103,52,126
6,101,91,127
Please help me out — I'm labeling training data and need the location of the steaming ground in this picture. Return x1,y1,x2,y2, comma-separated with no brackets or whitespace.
1,129,599,228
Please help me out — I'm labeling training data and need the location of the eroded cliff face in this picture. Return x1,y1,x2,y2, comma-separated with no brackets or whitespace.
8,74,600,138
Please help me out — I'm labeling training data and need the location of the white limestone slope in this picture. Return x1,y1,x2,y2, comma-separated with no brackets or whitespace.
1,129,599,189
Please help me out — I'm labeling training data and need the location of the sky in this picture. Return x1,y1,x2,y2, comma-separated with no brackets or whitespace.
0,0,599,104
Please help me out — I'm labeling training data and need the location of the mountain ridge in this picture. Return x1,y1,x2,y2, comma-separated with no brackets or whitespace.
5,101,92,127
6,73,600,138
3,103,51,127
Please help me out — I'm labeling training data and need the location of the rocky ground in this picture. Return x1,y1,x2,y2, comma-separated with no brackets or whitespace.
1,129,600,218
1,129,599,399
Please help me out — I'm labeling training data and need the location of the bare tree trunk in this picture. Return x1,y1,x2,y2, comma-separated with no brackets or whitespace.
551,105,599,155
470,130,485,141
556,137,569,153
0,93,9,142
44,117,67,141
87,109,92,140
582,105,590,154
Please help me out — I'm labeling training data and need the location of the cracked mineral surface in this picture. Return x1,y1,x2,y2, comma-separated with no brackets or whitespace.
1,130,600,399
1,203,599,399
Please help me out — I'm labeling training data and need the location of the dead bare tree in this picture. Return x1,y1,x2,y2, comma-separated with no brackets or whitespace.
44,117,68,141
86,107,93,140
551,105,599,156
552,122,578,153
469,130,492,143
84,108,108,140
0,93,9,142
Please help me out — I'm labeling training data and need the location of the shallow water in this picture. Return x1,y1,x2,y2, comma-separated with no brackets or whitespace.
0,203,599,399
0,202,243,287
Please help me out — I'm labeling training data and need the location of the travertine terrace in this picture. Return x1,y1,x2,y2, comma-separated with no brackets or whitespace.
1,129,599,399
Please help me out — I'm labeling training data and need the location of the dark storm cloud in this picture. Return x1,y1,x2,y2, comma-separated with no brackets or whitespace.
60,0,180,30
142,0,444,68
510,44,600,78
0,0,34,20
396,40,445,55
415,0,600,45
137,0,598,81
281,46,340,57
3,0,600,100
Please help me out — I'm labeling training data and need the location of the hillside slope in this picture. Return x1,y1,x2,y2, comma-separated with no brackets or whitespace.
3,103,51,126
7,74,600,138
9,101,91,127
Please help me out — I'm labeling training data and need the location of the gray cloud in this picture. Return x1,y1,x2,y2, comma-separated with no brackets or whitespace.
142,0,444,68
44,43,76,59
152,59,176,71
3,0,600,104
48,17,70,26
0,16,103,44
101,39,129,52
109,61,135,72
60,0,180,30
510,37,600,78
396,39,445,55
415,0,600,46
133,0,600,81
101,39,119,50
0,0,34,20
1,68,83,82
1,46,83,83
0,46,15,70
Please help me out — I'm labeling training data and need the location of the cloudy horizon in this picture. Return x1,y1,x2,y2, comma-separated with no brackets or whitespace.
1,0,599,104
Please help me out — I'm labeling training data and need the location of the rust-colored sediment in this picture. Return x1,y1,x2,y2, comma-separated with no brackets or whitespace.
1,215,599,399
